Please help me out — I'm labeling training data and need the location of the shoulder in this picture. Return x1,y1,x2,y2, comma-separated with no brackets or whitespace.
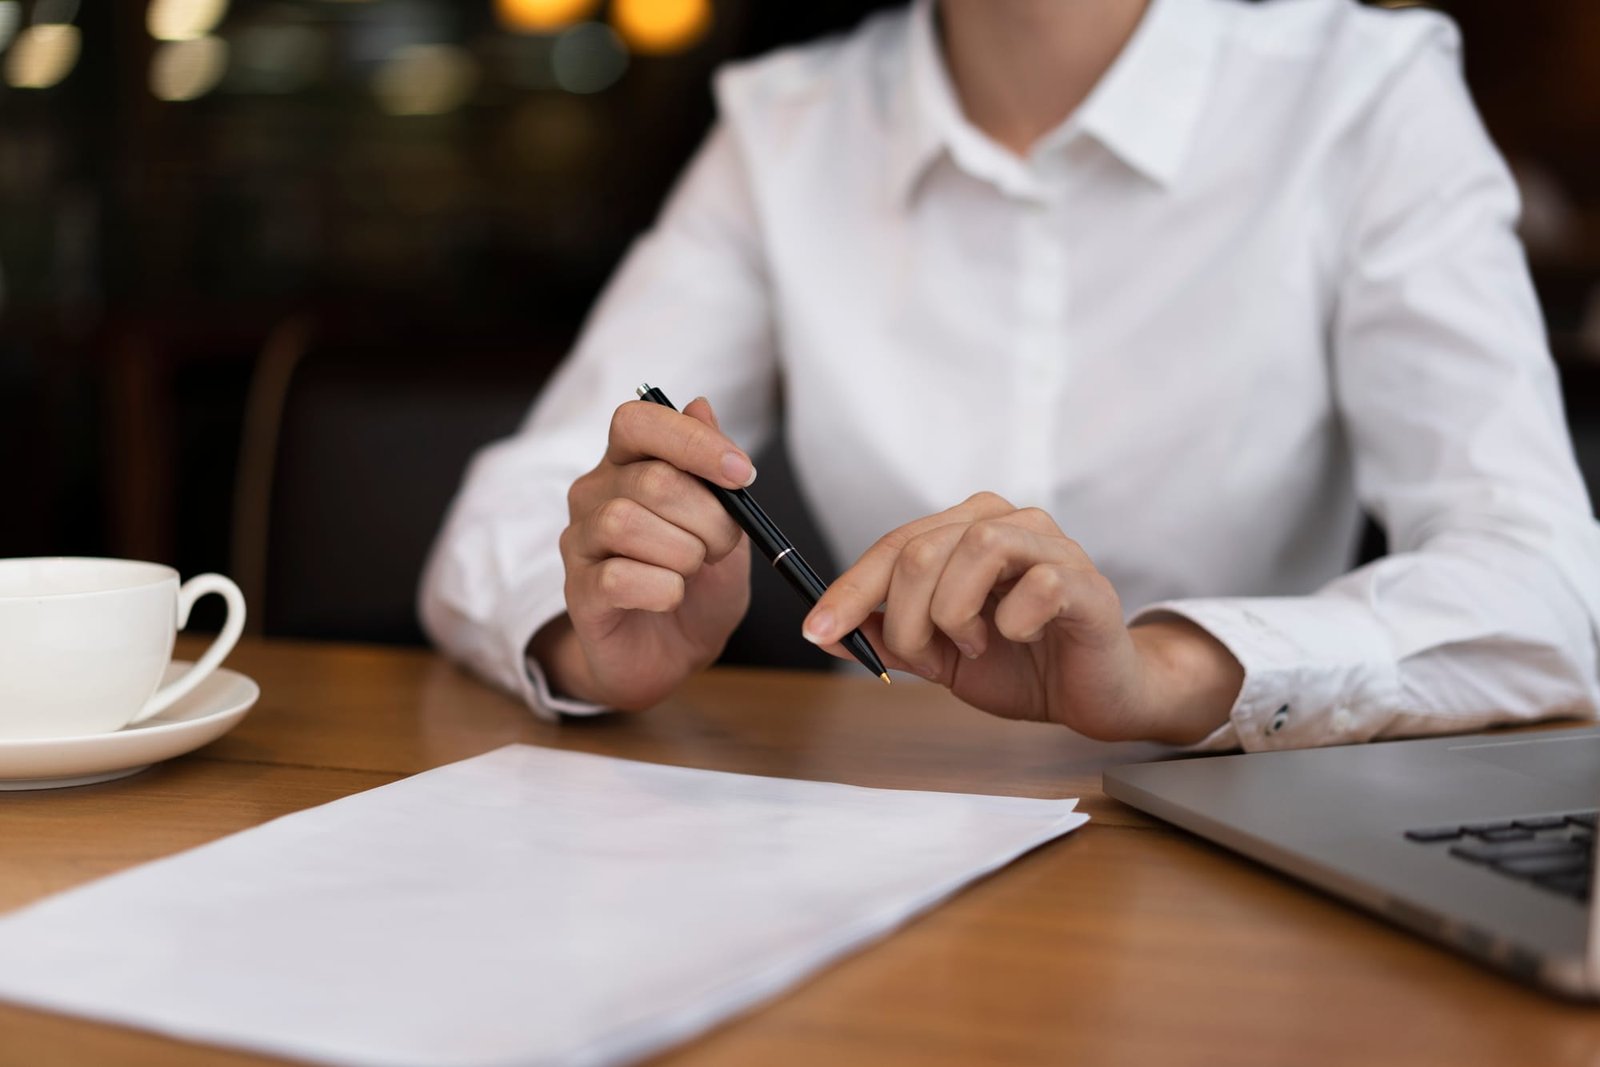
1206,0,1463,115
709,7,909,150
1210,0,1458,64
1200,0,1481,180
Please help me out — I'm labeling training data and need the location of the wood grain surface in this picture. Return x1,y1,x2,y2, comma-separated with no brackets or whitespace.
1,637,1596,1066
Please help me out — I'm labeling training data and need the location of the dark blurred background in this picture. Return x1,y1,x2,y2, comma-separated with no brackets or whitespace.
1,0,1597,658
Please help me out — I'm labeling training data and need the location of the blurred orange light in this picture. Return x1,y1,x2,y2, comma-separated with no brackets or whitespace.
610,0,711,55
495,0,598,34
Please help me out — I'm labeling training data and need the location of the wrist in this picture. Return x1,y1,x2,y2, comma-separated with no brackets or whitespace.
528,614,595,705
1129,617,1243,745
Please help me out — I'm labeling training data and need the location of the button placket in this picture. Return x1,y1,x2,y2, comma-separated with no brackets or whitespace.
1013,184,1067,506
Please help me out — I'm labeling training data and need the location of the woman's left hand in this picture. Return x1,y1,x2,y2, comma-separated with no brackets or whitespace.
801,492,1243,744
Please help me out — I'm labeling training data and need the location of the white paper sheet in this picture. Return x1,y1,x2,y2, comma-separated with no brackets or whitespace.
0,745,1086,1067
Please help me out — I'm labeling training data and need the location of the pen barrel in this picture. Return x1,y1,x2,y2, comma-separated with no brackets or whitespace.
711,485,796,567
780,549,888,680
773,546,828,603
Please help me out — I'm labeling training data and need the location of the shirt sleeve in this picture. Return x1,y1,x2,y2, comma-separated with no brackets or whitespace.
1133,27,1600,752
418,118,781,720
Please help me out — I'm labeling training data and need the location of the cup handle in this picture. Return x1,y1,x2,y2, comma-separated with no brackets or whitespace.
129,574,247,725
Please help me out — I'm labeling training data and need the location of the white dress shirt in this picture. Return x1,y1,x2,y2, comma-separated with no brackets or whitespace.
420,0,1600,751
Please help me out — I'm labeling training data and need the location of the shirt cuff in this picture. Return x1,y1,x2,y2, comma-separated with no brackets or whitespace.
1131,597,1400,752
496,563,612,722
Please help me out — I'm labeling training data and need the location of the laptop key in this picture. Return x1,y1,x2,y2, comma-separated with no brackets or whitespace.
1512,816,1569,831
1476,828,1535,843
1568,812,1598,830
1403,826,1464,842
1461,820,1515,834
1450,838,1584,864
1494,853,1591,879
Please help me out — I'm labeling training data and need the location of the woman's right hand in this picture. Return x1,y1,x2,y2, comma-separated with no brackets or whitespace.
531,396,755,709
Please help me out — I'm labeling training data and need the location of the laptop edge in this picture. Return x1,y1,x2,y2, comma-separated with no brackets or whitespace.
1104,730,1600,1000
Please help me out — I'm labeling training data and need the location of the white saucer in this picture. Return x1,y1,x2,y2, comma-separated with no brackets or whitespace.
0,662,260,790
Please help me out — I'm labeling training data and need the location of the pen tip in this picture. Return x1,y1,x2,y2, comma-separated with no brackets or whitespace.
880,673,892,686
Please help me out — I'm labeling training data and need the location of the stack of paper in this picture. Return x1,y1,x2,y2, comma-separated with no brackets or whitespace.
0,745,1086,1066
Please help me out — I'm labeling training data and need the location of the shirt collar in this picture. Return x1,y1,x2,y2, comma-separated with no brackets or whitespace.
883,0,963,204
885,0,1222,203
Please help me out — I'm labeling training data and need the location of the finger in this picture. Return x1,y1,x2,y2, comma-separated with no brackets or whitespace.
605,399,755,489
881,524,965,676
929,519,1078,657
684,395,720,430
575,557,686,616
611,460,744,563
565,496,710,576
1004,506,1072,539
803,491,1016,646
805,612,931,678
992,563,1121,646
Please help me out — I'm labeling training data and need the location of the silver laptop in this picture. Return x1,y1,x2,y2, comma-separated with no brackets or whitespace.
1103,727,1600,997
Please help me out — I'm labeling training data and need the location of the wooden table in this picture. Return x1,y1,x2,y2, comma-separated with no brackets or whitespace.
2,638,1599,1066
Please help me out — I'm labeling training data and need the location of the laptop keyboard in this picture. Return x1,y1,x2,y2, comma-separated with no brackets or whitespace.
1404,811,1595,901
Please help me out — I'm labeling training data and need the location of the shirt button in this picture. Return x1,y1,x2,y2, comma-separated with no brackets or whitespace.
1268,704,1290,734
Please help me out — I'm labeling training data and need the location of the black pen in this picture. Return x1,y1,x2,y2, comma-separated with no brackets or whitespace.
635,383,891,686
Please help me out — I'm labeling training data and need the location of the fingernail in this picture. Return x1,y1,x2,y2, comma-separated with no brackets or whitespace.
721,452,756,487
802,609,833,644
955,641,980,660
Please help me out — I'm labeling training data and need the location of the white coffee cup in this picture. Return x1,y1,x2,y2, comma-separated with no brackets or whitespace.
0,557,246,740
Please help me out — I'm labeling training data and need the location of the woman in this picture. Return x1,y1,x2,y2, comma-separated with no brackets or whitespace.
421,0,1600,751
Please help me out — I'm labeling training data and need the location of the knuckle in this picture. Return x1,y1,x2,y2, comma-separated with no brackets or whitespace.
595,559,626,599
1029,565,1067,600
928,601,965,635
608,401,641,444
658,570,687,610
965,490,1012,512
873,525,913,553
593,496,639,543
679,536,709,575
566,470,596,518
899,537,944,578
1014,506,1057,531
964,519,1009,553
707,519,744,560
631,459,680,502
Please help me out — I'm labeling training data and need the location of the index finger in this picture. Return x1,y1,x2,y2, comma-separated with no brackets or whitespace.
605,399,755,489
802,491,1017,646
